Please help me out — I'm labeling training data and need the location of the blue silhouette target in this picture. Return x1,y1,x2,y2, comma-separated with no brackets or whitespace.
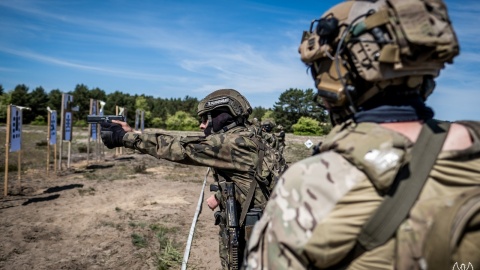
64,112,72,141
91,101,97,140
10,106,22,152
50,111,57,145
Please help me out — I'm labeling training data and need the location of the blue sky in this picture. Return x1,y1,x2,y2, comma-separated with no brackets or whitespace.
1,0,479,121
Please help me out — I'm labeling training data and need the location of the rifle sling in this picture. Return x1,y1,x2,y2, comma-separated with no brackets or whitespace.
327,119,451,269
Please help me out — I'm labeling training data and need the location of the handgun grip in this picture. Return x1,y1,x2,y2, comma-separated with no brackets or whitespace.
210,183,219,192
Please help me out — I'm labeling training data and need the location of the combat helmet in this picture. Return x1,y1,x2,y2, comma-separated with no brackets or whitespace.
198,89,252,118
298,0,459,124
261,120,275,133
197,89,252,133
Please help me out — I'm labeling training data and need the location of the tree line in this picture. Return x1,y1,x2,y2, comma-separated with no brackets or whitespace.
0,84,331,134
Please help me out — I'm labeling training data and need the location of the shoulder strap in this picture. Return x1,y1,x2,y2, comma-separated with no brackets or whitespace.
239,136,266,227
358,119,451,250
329,119,451,268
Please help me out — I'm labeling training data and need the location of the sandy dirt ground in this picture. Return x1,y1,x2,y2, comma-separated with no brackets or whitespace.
0,126,320,270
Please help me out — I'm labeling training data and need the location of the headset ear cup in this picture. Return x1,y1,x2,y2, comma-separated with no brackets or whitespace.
316,16,339,45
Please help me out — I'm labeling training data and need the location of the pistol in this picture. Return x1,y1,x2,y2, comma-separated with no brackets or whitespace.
86,115,125,124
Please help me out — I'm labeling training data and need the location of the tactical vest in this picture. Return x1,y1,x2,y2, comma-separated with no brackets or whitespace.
320,120,480,269
213,125,287,219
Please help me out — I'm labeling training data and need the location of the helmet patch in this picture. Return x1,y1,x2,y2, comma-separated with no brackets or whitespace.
206,97,230,108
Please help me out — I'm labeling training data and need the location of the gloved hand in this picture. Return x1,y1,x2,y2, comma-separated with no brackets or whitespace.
311,142,323,156
100,122,126,149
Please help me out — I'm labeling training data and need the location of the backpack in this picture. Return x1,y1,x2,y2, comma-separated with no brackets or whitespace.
332,120,480,269
248,124,288,188
239,125,288,228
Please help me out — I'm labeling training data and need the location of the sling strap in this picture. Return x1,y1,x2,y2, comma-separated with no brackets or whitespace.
358,119,451,250
327,119,451,269
239,136,266,228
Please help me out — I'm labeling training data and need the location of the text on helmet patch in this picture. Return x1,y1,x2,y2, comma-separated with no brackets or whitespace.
206,97,230,108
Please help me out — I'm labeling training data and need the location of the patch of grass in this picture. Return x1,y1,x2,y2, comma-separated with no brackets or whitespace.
77,143,88,153
99,221,124,231
78,187,95,196
36,140,48,147
101,221,116,227
131,233,147,248
129,221,147,228
83,171,98,180
0,164,19,173
83,164,132,182
152,225,182,270
128,222,182,269
133,163,147,174
149,224,162,231
155,239,182,270
283,142,314,164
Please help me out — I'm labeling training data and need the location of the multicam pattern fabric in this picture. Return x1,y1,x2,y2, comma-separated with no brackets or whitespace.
244,151,377,269
244,121,480,270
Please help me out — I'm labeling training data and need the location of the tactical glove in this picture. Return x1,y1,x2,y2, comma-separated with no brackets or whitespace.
311,142,323,156
100,122,126,149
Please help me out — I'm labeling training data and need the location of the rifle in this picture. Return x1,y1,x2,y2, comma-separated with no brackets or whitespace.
86,115,125,123
225,182,240,270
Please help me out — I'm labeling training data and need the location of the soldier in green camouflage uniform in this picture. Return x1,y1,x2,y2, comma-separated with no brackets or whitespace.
260,120,278,150
244,1,480,269
100,89,277,270
275,125,285,155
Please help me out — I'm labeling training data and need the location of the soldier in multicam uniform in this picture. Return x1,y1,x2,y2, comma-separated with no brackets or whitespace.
99,89,278,270
244,0,480,269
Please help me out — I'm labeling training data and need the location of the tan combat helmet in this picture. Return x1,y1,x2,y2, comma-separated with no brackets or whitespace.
197,88,252,122
298,0,459,124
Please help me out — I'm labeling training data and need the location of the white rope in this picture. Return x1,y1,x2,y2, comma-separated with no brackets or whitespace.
181,167,210,270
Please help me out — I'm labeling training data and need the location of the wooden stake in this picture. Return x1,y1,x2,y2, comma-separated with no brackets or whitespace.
54,143,57,175
67,141,71,168
17,150,21,189
59,94,65,171
4,105,11,197
47,110,51,176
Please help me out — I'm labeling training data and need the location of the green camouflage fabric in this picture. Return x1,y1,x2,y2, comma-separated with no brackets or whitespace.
276,130,285,154
123,125,277,269
261,131,278,151
123,125,274,206
247,124,287,177
248,124,279,151
244,121,480,270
